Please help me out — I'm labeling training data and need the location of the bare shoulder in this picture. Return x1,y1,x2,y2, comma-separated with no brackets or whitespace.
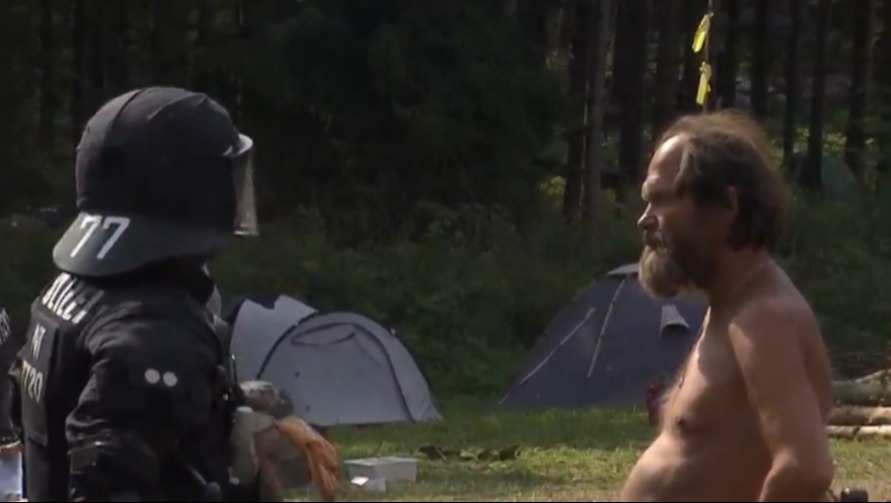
730,282,821,349
726,276,832,409
725,269,836,465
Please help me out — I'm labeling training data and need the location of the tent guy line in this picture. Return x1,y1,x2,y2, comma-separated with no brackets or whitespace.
499,262,706,410
588,276,628,379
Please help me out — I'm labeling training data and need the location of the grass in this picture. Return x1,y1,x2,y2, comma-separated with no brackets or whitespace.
291,398,890,502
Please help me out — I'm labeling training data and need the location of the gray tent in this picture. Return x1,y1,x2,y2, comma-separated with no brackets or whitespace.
226,295,442,427
499,263,707,409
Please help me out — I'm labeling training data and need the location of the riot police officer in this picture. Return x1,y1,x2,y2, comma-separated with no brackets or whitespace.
0,304,23,502
0,304,16,448
19,86,259,501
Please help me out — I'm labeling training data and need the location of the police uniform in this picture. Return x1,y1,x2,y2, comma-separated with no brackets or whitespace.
0,305,17,447
0,305,23,501
19,87,259,502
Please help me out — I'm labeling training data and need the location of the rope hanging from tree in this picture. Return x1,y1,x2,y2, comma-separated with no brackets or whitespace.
692,0,716,109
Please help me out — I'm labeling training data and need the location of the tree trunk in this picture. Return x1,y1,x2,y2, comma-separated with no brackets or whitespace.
192,0,216,93
38,0,56,151
109,0,130,94
750,0,770,118
88,0,107,112
615,0,649,186
151,0,190,86
718,0,740,108
844,0,875,183
610,0,628,106
829,406,891,426
876,0,891,173
782,0,804,170
70,0,85,147
582,0,612,225
800,0,830,191
235,0,247,123
562,2,588,224
544,2,569,69
653,0,683,136
827,425,891,440
563,0,591,224
833,370,891,407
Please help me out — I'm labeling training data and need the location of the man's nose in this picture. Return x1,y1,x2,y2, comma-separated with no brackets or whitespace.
637,207,656,231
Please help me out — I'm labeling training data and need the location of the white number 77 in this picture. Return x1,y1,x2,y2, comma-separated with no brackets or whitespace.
69,215,131,260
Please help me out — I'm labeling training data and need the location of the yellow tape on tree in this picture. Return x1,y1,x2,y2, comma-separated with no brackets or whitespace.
692,12,712,53
692,3,715,109
696,62,712,106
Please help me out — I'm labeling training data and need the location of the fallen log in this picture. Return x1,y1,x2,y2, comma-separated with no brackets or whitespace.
832,369,891,406
827,425,891,440
828,406,891,426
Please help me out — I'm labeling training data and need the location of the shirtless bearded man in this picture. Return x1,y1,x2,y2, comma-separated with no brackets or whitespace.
619,110,835,502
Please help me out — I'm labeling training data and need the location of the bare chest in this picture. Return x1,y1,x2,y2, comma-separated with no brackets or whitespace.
662,331,747,433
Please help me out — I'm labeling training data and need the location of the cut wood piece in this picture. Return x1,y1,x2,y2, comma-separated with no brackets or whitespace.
828,406,891,426
827,425,891,440
832,369,891,406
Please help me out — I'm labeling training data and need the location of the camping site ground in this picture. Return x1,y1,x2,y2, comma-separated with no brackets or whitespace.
296,399,890,502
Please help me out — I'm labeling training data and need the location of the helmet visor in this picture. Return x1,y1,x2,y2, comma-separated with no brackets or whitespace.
232,133,259,236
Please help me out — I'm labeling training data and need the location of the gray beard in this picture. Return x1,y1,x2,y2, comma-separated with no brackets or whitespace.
638,245,689,299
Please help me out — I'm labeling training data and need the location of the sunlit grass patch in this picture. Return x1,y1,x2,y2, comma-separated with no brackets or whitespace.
289,398,890,501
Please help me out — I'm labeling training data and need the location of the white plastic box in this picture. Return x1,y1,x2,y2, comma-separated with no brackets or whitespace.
344,456,419,483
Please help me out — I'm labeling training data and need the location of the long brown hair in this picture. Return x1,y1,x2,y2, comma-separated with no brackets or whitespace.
656,109,791,252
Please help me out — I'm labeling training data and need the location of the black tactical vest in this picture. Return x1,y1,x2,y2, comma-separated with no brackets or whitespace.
21,271,230,501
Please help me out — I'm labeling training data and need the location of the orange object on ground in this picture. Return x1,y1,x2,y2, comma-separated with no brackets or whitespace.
277,416,339,502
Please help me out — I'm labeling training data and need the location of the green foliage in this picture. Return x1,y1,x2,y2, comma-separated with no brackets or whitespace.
2,0,891,402
211,205,638,396
211,190,891,390
3,190,891,396
0,221,61,328
780,185,891,376
212,0,567,243
0,205,635,397
0,0,53,213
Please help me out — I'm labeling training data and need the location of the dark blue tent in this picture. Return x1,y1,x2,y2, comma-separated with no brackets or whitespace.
499,263,707,409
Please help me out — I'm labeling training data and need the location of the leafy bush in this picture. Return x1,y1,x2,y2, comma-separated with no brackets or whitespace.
1,192,889,396
212,205,639,396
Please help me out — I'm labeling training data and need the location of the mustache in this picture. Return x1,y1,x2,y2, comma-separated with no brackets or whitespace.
643,232,665,249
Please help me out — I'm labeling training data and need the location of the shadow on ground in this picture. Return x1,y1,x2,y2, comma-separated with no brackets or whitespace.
330,397,654,456
289,460,576,502
311,398,891,502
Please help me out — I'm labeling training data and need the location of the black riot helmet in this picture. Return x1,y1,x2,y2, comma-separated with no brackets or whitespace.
53,86,258,277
